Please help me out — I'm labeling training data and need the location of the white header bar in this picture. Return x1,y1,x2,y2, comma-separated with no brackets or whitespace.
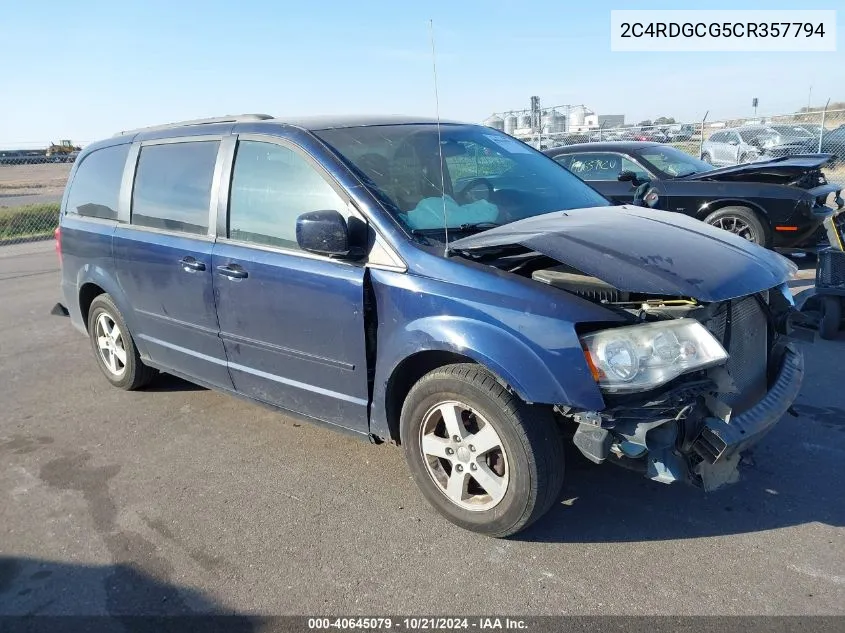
610,10,837,52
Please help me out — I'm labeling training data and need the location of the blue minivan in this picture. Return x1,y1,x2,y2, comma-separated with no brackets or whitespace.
56,114,804,536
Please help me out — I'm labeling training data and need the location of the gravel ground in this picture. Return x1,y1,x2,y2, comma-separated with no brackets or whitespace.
0,163,69,208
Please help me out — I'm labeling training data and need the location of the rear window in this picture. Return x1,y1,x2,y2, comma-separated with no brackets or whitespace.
65,144,130,220
131,141,220,235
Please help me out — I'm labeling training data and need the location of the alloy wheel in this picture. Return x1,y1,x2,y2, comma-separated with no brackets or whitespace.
711,216,757,242
419,401,509,512
95,312,127,377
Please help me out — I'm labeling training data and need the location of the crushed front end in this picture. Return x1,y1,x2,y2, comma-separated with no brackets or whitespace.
561,286,805,491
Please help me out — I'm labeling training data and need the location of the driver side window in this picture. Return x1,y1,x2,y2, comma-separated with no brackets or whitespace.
562,153,648,181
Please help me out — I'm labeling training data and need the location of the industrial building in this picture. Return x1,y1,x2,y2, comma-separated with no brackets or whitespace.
484,97,624,139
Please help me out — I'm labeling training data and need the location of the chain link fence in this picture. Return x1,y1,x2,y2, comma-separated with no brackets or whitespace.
0,142,82,246
2,108,844,247
524,108,845,182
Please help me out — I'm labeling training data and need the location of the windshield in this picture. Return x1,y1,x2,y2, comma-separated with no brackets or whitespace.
635,146,713,178
314,124,609,236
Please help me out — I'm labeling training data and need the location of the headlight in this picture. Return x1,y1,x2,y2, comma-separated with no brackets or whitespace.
580,319,728,393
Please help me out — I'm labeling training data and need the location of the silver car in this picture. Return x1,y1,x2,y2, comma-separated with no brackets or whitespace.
701,125,815,166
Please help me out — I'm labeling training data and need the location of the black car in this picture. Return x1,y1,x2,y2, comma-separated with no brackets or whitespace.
819,125,845,165
545,142,843,249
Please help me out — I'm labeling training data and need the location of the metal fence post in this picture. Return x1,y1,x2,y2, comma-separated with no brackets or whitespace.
699,111,709,158
819,98,831,153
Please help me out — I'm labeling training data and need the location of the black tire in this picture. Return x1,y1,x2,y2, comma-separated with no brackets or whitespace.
701,152,712,164
87,294,157,390
704,206,770,248
820,296,842,340
739,152,749,164
399,363,565,537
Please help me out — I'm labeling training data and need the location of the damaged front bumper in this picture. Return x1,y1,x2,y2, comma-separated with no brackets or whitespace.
691,344,803,490
565,343,804,491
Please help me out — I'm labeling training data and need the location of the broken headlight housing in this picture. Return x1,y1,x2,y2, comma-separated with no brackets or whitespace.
580,319,728,393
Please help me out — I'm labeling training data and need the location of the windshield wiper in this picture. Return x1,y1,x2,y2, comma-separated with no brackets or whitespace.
411,222,502,236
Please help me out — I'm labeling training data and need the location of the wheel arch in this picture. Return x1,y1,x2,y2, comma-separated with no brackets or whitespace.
73,266,148,357
694,198,771,225
78,282,106,331
383,350,492,445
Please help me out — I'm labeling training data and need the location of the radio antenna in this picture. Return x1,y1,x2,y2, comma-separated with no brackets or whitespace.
429,19,450,256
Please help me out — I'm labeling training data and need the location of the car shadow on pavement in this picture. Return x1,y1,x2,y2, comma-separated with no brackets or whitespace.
144,374,208,393
0,555,256,630
517,420,845,544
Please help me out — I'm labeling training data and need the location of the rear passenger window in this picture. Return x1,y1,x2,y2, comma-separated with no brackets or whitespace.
131,141,220,235
65,144,130,220
228,141,346,250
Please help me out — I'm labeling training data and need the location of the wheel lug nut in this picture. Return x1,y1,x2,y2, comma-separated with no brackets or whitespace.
453,435,461,442
470,463,477,471
445,447,454,455
455,465,464,472
469,445,476,452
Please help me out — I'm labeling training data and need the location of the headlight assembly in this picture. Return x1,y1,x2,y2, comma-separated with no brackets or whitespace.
580,319,728,393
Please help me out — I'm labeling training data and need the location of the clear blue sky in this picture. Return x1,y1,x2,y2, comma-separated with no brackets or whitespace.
2,0,843,146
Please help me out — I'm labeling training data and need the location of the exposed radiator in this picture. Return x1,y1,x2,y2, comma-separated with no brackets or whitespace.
705,295,769,415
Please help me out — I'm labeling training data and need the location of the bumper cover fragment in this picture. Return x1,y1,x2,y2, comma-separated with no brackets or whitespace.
693,344,804,465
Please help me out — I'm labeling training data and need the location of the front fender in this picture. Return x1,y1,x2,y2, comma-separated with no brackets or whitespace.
396,314,563,398
370,315,607,440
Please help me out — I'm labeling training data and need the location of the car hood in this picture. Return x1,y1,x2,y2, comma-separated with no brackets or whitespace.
681,154,833,183
449,206,796,302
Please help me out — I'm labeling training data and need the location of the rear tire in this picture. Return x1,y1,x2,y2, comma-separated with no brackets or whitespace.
400,363,565,538
701,152,712,164
820,296,842,340
87,294,157,390
704,206,770,248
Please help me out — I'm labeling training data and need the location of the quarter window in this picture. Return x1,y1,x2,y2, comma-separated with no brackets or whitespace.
65,144,130,220
131,141,220,235
228,141,346,250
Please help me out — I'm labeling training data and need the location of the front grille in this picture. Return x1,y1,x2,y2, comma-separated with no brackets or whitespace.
705,295,769,415
816,248,845,288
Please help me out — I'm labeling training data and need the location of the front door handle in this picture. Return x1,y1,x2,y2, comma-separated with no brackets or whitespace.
216,265,248,279
179,257,206,272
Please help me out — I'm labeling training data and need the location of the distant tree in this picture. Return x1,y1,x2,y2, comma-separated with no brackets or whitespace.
654,116,676,125
799,101,845,112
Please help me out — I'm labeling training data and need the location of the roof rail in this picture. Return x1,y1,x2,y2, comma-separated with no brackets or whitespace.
114,114,274,137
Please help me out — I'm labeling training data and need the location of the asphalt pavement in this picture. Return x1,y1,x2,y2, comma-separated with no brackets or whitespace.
1,243,843,616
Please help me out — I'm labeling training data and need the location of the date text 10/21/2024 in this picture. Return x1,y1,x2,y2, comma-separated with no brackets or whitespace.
307,617,529,630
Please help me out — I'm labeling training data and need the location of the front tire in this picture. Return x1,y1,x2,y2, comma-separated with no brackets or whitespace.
87,294,157,390
701,152,712,164
400,364,565,537
704,206,770,247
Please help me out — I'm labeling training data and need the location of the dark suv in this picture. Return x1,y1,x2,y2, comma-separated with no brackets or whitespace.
57,114,804,537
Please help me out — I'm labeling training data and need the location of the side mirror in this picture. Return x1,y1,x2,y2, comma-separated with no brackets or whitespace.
296,210,354,258
618,169,638,183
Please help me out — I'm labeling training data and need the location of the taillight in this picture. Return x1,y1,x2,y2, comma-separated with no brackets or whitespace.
54,226,62,264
